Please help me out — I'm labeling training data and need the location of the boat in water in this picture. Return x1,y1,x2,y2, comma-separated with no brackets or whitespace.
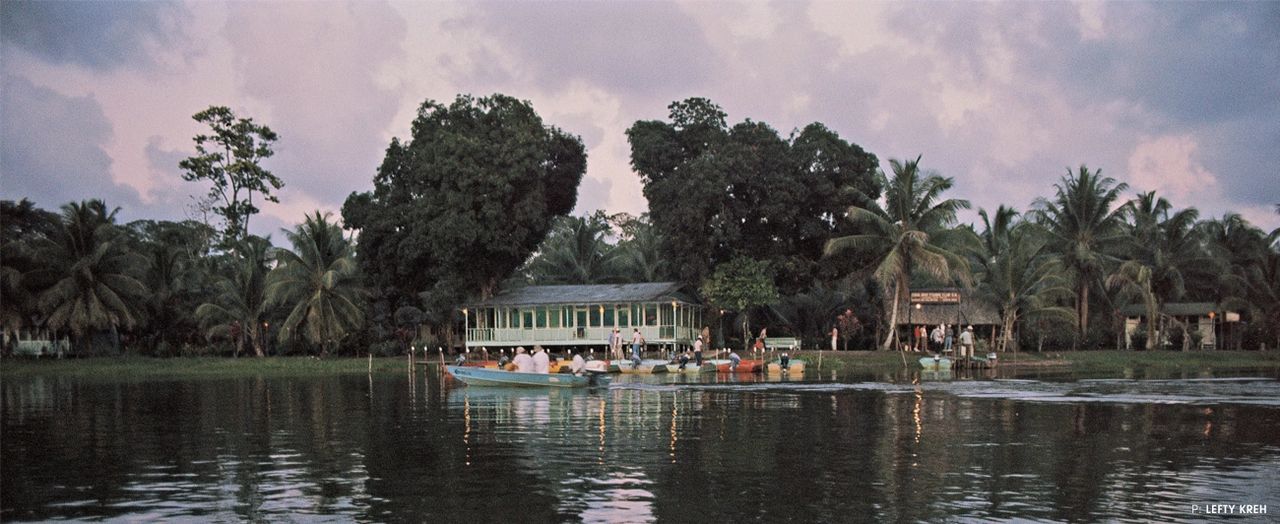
918,355,953,371
446,365,611,388
617,359,670,374
766,359,806,375
710,359,764,373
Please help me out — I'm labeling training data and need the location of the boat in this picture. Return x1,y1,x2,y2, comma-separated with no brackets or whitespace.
668,361,715,373
583,360,621,373
970,353,998,368
712,359,764,373
617,359,670,374
918,355,953,370
766,359,807,375
446,365,611,388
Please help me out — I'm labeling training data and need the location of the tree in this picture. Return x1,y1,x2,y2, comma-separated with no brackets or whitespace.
700,257,779,351
25,200,150,354
628,98,880,291
266,212,365,356
969,212,1074,352
1033,165,1128,343
1,199,59,334
127,219,218,355
195,236,272,357
343,94,586,333
524,212,623,285
179,105,282,242
825,156,971,350
612,213,672,283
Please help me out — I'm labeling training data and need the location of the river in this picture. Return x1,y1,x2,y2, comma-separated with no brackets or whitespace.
3,366,1278,522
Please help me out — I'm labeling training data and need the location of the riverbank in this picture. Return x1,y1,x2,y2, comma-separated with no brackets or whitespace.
788,349,1280,374
3,350,1277,379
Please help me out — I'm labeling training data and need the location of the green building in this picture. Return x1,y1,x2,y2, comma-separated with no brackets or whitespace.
463,282,704,350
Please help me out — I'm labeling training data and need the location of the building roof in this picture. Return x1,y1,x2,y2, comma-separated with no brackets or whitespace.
894,288,1001,326
1117,302,1231,317
470,282,700,307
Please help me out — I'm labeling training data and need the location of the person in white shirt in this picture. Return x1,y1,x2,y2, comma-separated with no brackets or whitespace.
693,336,704,366
532,345,550,373
570,350,586,375
512,346,534,372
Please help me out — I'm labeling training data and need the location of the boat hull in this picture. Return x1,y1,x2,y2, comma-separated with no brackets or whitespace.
766,361,807,374
918,356,953,370
714,359,763,373
446,365,610,388
617,360,670,374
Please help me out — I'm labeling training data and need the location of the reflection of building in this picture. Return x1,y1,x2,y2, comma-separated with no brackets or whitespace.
1118,302,1238,350
464,282,704,350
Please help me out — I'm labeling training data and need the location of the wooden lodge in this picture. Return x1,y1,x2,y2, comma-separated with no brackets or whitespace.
1118,302,1239,350
894,288,1000,330
462,282,705,350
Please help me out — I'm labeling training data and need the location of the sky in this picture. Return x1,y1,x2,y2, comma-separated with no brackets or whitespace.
2,1,1278,237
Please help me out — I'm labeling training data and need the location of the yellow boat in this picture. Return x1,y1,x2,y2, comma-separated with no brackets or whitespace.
766,360,806,375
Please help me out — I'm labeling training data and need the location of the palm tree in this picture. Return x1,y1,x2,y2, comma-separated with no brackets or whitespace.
1106,260,1159,350
265,212,365,355
526,214,623,284
825,156,971,350
969,211,1074,352
614,215,670,282
196,236,272,357
1033,165,1128,343
26,200,150,354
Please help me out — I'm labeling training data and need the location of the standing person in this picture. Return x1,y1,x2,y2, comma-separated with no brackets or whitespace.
693,335,704,366
607,329,618,359
831,326,838,351
513,346,533,372
931,325,944,353
944,324,954,353
631,328,644,362
958,326,975,359
532,345,550,373
919,326,929,352
755,327,767,351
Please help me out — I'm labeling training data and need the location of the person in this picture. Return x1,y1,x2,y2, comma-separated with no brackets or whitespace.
678,349,690,370
693,335,704,366
498,353,510,368
513,346,533,372
831,326,838,351
755,327,767,351
931,325,944,352
780,351,790,368
532,345,550,373
570,349,586,375
612,328,623,359
958,326,975,359
729,350,741,371
918,325,929,352
454,352,466,366
944,324,954,353
631,328,644,361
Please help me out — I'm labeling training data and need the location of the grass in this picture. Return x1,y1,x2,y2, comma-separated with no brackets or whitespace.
0,355,419,380
2,350,1277,380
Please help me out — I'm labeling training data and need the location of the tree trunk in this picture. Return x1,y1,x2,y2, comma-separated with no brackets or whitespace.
881,280,902,351
1078,284,1090,341
251,324,265,357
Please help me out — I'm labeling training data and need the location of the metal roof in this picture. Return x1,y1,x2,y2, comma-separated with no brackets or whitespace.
1117,302,1230,317
470,282,700,307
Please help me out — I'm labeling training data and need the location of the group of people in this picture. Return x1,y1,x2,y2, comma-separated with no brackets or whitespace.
910,324,976,357
501,345,587,375
606,327,647,362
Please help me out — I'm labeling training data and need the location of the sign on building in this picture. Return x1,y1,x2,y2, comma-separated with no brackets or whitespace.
909,291,961,304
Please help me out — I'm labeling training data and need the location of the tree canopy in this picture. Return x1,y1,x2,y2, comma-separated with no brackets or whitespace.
343,94,587,322
628,98,880,293
179,106,282,243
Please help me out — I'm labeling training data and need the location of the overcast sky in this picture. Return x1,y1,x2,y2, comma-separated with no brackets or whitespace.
3,1,1277,236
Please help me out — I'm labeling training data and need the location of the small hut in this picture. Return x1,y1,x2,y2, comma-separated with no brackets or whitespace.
1118,302,1239,350
894,288,1001,349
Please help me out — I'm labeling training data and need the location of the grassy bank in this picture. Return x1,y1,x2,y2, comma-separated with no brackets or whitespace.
0,355,417,380
789,349,1280,374
3,350,1277,380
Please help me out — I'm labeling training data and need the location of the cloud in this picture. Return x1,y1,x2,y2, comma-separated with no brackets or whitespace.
219,1,408,220
0,1,191,71
461,1,719,100
0,75,143,211
1126,135,1219,205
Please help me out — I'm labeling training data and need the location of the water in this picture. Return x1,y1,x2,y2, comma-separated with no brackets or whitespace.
3,367,1278,522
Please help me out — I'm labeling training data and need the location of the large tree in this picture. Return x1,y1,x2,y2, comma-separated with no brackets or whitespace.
343,94,586,324
266,212,365,356
1033,166,1128,343
700,256,780,351
969,209,1074,352
195,236,272,357
179,105,282,242
627,98,880,292
25,200,150,354
1,199,59,334
824,156,971,350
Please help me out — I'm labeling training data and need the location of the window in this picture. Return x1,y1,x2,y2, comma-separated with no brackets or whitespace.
521,310,533,329
590,307,601,327
603,306,615,326
618,306,630,327
645,304,658,326
549,307,561,328
536,307,547,328
576,309,587,329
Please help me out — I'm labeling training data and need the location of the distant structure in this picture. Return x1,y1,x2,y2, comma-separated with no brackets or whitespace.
462,282,704,351
1118,302,1239,350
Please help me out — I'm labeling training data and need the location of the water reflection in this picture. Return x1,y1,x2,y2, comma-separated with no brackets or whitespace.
2,370,1278,522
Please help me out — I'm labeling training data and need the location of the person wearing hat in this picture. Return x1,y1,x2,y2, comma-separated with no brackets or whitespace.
512,346,534,372
958,326,975,359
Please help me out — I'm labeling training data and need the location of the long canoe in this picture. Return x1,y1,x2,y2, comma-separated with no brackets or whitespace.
446,365,611,388
712,359,764,373
617,359,670,374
